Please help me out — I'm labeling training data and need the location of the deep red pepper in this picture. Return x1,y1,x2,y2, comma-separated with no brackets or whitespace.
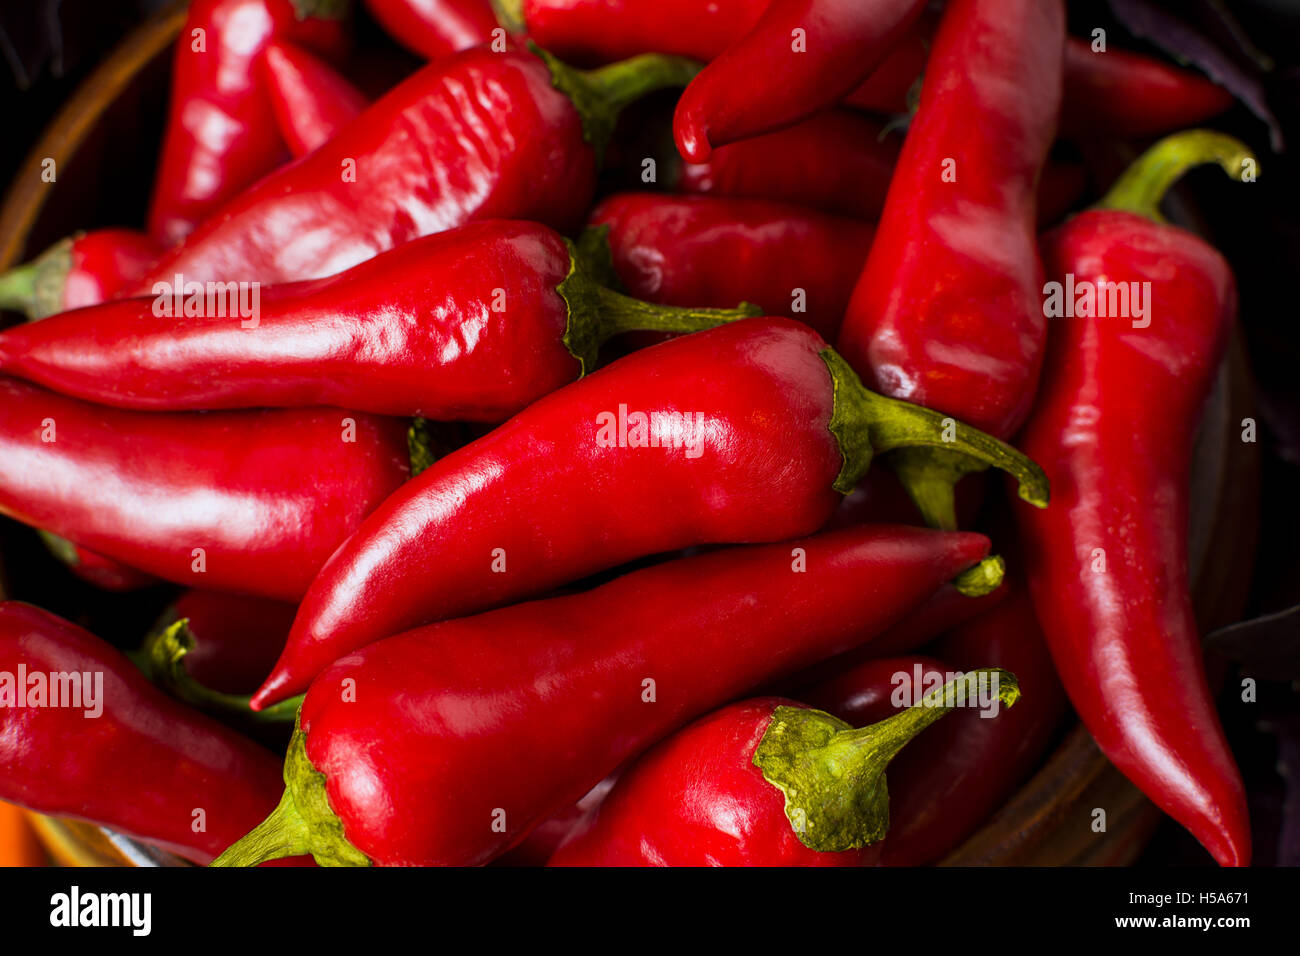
0,221,753,420
216,524,998,866
134,45,699,290
150,591,297,695
810,584,1068,865
671,0,928,162
36,532,161,592
495,0,766,64
0,602,288,864
803,655,948,726
0,377,409,600
494,775,616,866
1016,131,1256,867
1060,40,1234,141
0,230,161,321
147,0,350,247
836,0,1064,532
838,15,933,113
549,668,1015,867
669,110,900,223
364,0,498,58
589,193,874,339
0,230,159,590
262,40,369,157
253,317,1047,707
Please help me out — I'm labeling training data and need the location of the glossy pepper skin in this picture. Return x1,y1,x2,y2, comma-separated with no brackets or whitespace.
135,45,698,290
0,378,409,600
836,0,1064,531
672,0,928,162
262,40,369,157
811,585,1067,865
216,524,996,866
364,0,498,59
590,193,875,338
0,230,160,321
1016,132,1256,867
147,0,350,246
549,669,1017,866
0,602,286,864
151,591,297,695
0,220,753,420
254,317,1048,707
496,0,766,63
1060,41,1233,141
670,111,899,223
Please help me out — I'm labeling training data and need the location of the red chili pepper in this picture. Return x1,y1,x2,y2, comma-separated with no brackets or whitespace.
672,0,929,162
262,41,369,157
1016,131,1256,867
135,45,700,290
809,584,1067,864
0,602,288,864
803,655,948,725
36,532,161,592
494,0,766,63
147,0,350,247
548,669,1017,866
215,524,999,865
364,0,498,58
149,591,297,695
0,377,409,600
669,110,899,222
1060,40,1234,141
253,317,1047,707
839,15,932,113
1,221,753,420
835,0,1064,532
0,230,160,321
495,776,616,866
589,193,874,339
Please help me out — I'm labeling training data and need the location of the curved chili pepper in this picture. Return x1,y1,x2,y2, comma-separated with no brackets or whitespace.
262,40,369,157
135,45,700,290
809,584,1067,865
589,193,874,339
147,0,350,247
839,16,932,114
550,669,1017,866
669,110,899,222
0,378,409,600
672,0,928,162
216,524,998,866
146,591,297,695
253,317,1047,707
365,0,498,58
1060,41,1233,141
0,221,753,420
836,0,1064,532
0,602,288,864
1017,131,1257,867
0,230,160,321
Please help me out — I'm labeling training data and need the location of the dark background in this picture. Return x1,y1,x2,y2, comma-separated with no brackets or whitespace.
0,0,1296,866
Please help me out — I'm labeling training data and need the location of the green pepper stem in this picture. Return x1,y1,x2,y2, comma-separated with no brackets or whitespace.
212,715,369,867
755,669,1020,852
140,619,303,725
559,237,760,375
210,789,311,867
489,0,525,33
820,348,1049,507
1095,130,1257,224
531,42,701,164
0,259,38,316
953,555,1005,598
288,0,349,20
407,418,438,478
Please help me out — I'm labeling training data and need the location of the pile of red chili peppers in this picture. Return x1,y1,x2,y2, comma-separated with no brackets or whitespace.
0,0,1259,869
